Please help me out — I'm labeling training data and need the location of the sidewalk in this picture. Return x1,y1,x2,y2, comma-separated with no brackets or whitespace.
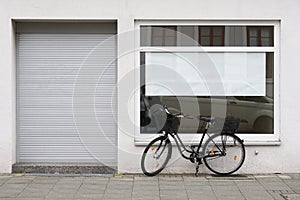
0,174,299,200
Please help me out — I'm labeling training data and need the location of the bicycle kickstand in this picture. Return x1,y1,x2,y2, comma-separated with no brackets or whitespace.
195,162,200,177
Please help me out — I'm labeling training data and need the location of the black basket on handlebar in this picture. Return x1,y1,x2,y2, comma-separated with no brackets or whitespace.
210,117,240,134
160,113,180,133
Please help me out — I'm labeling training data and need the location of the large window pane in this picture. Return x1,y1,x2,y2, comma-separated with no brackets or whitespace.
145,52,266,96
140,52,274,134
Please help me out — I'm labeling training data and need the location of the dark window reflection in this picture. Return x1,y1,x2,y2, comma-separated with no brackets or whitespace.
140,26,274,47
247,26,274,46
141,95,273,134
150,26,177,46
199,26,225,46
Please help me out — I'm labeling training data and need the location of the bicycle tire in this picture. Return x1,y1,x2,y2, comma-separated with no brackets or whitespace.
203,133,245,175
141,136,172,176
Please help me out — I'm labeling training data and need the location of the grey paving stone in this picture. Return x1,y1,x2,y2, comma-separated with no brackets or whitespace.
183,175,206,179
280,193,300,200
188,195,217,200
0,191,20,198
45,198,74,200
45,191,75,199
134,176,158,181
73,193,104,199
0,185,28,197
103,192,132,200
134,179,158,184
5,177,34,184
237,186,273,200
79,183,107,190
18,191,49,198
0,180,9,186
283,179,300,191
277,174,292,179
132,193,159,199
211,185,245,200
133,187,159,193
158,176,183,181
286,174,300,179
267,190,286,200
32,177,60,184
235,180,259,185
160,196,189,200
56,180,83,185
258,178,293,191
134,184,159,189
209,180,236,186
185,185,211,191
132,197,160,200
159,185,185,190
83,177,109,184
186,190,215,199
110,177,134,181
106,186,133,191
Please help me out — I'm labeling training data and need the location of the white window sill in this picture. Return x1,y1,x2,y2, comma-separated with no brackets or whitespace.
134,138,281,146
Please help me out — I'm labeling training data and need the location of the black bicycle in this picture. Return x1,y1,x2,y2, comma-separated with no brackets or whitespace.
141,105,245,176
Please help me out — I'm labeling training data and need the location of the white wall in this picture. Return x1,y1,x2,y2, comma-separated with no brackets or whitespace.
0,0,300,173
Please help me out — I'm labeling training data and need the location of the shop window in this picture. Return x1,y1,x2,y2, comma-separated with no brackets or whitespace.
137,22,278,140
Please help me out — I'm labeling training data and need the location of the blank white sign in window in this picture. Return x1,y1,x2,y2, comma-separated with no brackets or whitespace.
145,52,266,96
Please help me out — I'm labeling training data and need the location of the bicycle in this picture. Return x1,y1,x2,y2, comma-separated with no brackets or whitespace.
141,105,245,176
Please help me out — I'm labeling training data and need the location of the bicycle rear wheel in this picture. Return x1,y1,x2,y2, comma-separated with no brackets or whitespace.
141,136,172,176
203,133,245,175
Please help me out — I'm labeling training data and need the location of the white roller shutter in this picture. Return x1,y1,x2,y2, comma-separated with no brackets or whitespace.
17,24,117,165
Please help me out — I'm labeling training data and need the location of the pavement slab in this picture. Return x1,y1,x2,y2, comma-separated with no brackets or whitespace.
0,173,299,199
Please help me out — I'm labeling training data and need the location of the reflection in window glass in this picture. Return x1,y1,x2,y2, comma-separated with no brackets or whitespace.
247,26,274,46
199,26,225,46
140,24,275,135
151,26,177,46
144,52,266,96
140,26,274,47
140,53,274,134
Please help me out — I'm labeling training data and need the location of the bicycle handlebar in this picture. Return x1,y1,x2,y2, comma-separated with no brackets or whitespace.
163,105,215,122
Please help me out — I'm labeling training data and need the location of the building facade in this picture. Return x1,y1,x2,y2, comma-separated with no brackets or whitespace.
0,0,299,174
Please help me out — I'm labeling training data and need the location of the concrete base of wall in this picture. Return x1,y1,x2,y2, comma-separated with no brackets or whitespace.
12,163,116,174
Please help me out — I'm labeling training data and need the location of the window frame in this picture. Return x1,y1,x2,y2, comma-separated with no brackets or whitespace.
134,20,280,145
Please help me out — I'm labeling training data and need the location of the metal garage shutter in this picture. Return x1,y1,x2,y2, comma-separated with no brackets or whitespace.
17,24,117,165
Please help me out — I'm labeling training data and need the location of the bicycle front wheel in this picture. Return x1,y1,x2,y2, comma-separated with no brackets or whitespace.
141,136,172,176
203,133,245,175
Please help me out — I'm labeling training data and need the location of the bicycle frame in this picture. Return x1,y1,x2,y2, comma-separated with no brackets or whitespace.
163,121,208,160
162,121,226,161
